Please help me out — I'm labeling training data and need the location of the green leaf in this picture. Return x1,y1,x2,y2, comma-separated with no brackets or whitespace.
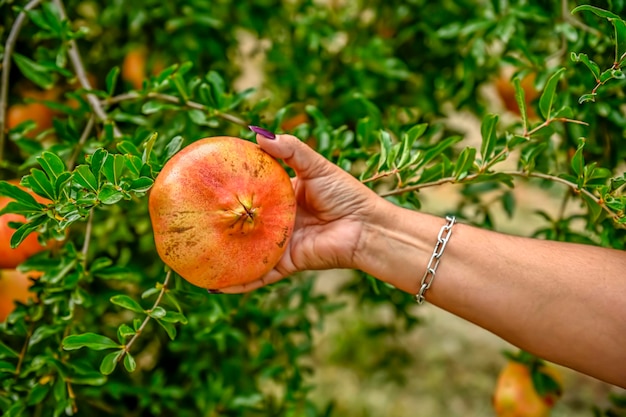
117,141,141,157
142,132,159,164
110,295,144,313
129,177,154,193
419,135,462,168
454,147,476,180
405,123,428,145
0,181,41,209
27,169,55,200
206,70,226,109
570,52,601,80
480,114,499,163
571,5,620,19
62,333,121,351
98,184,124,205
582,193,603,223
73,165,99,192
156,319,177,340
105,66,120,96
377,131,393,170
513,78,529,132
37,152,66,182
164,136,184,161
502,191,516,218
123,353,136,372
89,148,109,179
102,154,125,185
100,350,123,375
571,140,585,177
0,341,19,358
538,67,566,120
12,53,54,89
117,324,135,341
10,216,46,249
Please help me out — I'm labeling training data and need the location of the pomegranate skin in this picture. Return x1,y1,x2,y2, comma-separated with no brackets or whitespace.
149,136,297,289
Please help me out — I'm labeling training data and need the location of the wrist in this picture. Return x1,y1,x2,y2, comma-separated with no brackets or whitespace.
353,199,443,294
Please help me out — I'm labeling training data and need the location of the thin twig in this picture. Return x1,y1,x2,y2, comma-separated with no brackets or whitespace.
0,0,45,165
50,0,121,138
118,270,172,362
379,170,622,223
67,115,95,170
81,209,94,268
102,91,249,127
14,321,36,377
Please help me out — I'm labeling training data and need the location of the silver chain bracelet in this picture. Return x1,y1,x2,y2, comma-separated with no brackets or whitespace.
415,216,456,304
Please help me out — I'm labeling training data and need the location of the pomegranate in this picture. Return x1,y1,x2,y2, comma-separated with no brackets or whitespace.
149,136,297,289
0,269,40,322
0,180,54,269
493,360,562,417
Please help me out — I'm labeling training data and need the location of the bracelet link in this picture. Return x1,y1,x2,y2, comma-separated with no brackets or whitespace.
415,216,456,305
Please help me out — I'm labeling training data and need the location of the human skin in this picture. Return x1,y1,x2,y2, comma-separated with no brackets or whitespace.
221,131,626,389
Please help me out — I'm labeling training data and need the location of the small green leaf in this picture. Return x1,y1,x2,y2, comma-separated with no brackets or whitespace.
480,114,499,164
377,131,393,170
142,132,159,164
89,148,109,180
0,341,19,358
571,139,585,177
98,184,124,205
129,177,153,193
156,319,177,340
27,169,55,200
206,70,226,109
37,152,66,182
0,181,41,209
513,78,529,132
454,147,476,180
117,324,135,340
73,165,99,192
100,350,123,375
149,306,167,319
570,52,601,80
123,353,136,372
117,141,141,157
539,67,566,120
62,333,121,351
10,216,46,249
110,295,144,313
571,5,620,19
105,66,120,96
12,53,54,89
102,154,125,185
164,136,184,161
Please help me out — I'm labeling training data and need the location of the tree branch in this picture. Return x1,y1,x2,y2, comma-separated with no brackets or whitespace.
118,270,172,362
0,0,45,166
102,91,249,127
50,0,122,138
379,170,622,223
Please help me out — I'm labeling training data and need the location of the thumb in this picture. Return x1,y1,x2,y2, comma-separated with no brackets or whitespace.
251,128,330,179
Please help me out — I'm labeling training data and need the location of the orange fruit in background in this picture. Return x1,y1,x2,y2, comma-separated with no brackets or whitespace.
494,67,540,119
0,269,40,322
149,136,297,289
7,103,55,137
0,180,55,269
121,47,167,90
493,360,563,417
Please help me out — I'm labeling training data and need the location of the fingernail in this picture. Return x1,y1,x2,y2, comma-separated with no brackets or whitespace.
207,289,223,294
249,125,276,139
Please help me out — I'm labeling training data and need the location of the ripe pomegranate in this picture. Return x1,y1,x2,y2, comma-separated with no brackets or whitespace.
0,180,54,269
493,360,562,417
0,269,40,322
494,67,540,119
149,136,297,289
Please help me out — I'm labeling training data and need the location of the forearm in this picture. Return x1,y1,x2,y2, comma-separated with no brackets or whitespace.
355,199,626,388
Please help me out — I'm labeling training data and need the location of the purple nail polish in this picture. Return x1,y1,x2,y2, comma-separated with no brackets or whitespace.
249,125,276,140
207,289,223,294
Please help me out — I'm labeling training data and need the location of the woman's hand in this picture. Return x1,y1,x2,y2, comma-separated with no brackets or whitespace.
220,131,381,293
